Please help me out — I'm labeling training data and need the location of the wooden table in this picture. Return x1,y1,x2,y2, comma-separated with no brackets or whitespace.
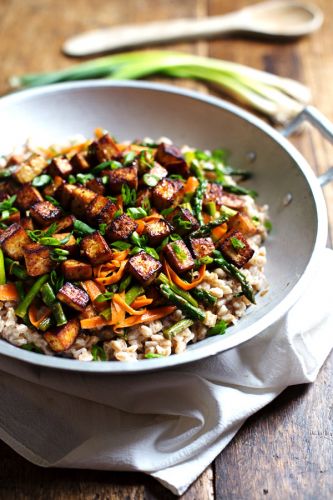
0,1,332,498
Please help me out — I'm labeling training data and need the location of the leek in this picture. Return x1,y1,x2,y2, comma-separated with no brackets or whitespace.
9,50,310,124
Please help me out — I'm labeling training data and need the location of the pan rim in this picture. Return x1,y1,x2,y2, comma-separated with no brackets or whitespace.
0,80,328,373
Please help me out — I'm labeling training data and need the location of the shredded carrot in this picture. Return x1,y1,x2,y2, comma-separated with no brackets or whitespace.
202,213,211,224
96,260,127,285
136,219,146,235
28,303,52,328
0,283,19,302
111,296,126,325
94,127,105,139
111,249,130,261
80,316,107,329
184,176,199,194
113,306,176,332
113,293,147,316
116,194,123,211
164,260,206,290
82,280,105,302
211,223,228,242
131,296,154,309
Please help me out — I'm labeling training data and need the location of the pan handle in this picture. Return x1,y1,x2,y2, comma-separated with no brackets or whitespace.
281,105,333,187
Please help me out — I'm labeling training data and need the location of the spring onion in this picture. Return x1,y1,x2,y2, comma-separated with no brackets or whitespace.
15,274,49,319
9,50,311,124
0,249,6,285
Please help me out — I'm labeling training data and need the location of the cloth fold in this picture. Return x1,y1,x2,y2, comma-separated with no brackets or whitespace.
0,248,332,496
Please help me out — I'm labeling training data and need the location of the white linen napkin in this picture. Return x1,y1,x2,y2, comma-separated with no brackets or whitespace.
0,248,332,496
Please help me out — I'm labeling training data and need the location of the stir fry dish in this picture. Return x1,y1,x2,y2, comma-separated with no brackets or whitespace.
0,131,269,361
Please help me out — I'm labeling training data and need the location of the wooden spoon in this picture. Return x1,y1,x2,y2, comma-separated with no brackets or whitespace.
63,0,324,57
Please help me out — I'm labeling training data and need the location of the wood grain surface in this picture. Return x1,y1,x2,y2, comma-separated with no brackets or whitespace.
0,0,332,498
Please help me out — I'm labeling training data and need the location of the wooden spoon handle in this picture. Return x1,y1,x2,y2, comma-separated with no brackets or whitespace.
63,14,241,57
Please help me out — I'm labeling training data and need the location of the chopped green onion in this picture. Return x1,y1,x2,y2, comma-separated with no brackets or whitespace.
143,173,160,187
91,344,107,361
76,173,95,184
126,207,147,219
207,320,227,336
110,241,131,250
230,237,245,250
32,174,52,187
73,219,95,235
123,151,136,166
206,201,216,216
144,352,164,359
45,195,61,206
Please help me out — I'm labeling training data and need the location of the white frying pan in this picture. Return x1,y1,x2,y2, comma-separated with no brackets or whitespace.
0,81,332,373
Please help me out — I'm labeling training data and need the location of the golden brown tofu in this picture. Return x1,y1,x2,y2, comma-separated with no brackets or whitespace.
52,233,78,256
189,237,215,259
228,213,257,236
86,195,109,224
107,214,137,242
221,192,245,210
43,175,64,197
61,259,93,281
20,217,34,231
166,207,199,236
87,134,120,166
53,215,76,233
54,183,77,209
70,152,90,172
97,200,118,226
164,240,195,274
136,188,151,208
30,201,63,227
149,164,168,180
13,154,48,184
203,183,224,208
44,318,80,352
85,177,106,195
219,230,254,268
1,211,20,225
48,156,73,178
0,223,31,260
107,166,138,194
80,231,113,265
71,186,97,218
57,282,89,311
144,219,171,245
16,185,44,210
155,143,190,178
127,251,162,286
23,243,53,276
152,178,183,210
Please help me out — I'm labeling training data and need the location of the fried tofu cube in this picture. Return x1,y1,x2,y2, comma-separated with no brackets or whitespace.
189,236,215,259
44,318,80,352
80,231,113,265
107,214,137,242
87,134,120,166
0,223,31,260
53,214,76,233
167,207,199,236
164,240,195,273
152,178,183,210
228,213,257,236
48,156,73,178
70,152,90,172
30,201,63,227
155,143,190,178
16,185,44,210
54,183,77,209
86,195,109,224
52,233,78,257
13,154,48,184
149,163,168,180
23,243,53,276
43,175,64,197
203,183,224,207
219,230,254,268
136,188,151,208
127,251,162,286
221,192,245,210
61,259,93,281
144,218,171,245
57,282,89,312
20,217,34,231
70,187,97,218
107,166,138,194
85,177,106,195
98,200,118,226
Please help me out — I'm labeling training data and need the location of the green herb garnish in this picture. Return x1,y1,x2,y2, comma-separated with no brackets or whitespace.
230,237,245,250
32,174,52,187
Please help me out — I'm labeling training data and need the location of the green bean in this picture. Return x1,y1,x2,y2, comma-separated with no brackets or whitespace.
222,184,257,198
15,274,49,318
159,284,205,321
119,274,132,292
15,281,25,301
38,316,53,332
214,256,255,303
157,273,198,307
125,285,144,305
51,302,67,327
40,282,56,307
4,257,28,280
0,249,6,285
163,319,194,339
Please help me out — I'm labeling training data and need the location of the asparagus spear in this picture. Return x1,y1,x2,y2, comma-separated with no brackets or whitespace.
125,285,144,305
40,282,67,326
192,179,208,226
214,256,255,303
15,274,50,318
191,287,217,306
51,302,67,327
190,216,230,239
157,273,198,307
163,318,194,339
4,257,28,280
0,249,5,285
159,284,205,321
222,184,257,198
